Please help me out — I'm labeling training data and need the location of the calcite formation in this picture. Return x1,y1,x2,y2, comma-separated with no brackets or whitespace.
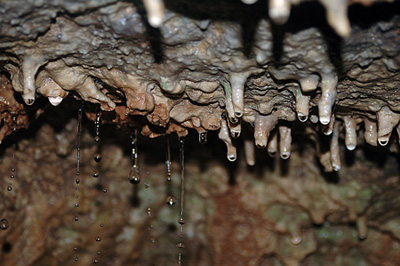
1,0,400,265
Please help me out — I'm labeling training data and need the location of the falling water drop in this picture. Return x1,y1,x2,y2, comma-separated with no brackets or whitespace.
100,224,104,227
178,136,186,265
97,251,101,255
76,102,83,177
94,154,102,162
96,236,101,242
178,217,185,225
7,186,12,191
199,131,207,144
94,109,101,142
147,207,152,217
128,167,141,184
74,216,79,222
74,247,78,251
75,179,80,185
93,258,98,264
75,203,79,208
128,129,141,184
165,135,172,182
10,168,15,172
102,189,107,193
0,219,9,230
166,195,177,206
176,242,185,249
74,257,78,262
93,172,99,178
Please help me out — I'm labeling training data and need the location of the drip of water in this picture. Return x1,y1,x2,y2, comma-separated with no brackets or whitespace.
76,102,83,177
165,135,172,182
166,195,177,206
199,131,207,144
94,109,101,142
178,137,185,265
0,218,9,230
128,129,141,184
74,102,84,225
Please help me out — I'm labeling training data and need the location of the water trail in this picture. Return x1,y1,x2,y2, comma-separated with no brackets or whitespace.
73,102,84,260
177,137,186,265
76,102,84,177
165,135,172,182
128,128,141,184
8,114,18,192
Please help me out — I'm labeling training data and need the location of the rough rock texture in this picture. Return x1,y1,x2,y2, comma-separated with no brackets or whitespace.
1,0,400,265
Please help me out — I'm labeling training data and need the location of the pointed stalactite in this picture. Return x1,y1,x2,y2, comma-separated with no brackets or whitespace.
221,80,237,124
377,106,400,146
269,0,291,25
320,0,351,37
330,122,341,171
279,125,291,160
295,88,310,122
267,130,278,157
344,116,357,151
356,214,368,240
143,0,165,28
254,113,279,149
244,139,256,166
318,74,337,125
218,119,237,162
364,118,378,146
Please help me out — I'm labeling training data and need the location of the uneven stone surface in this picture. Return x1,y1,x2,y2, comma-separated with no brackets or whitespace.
0,0,400,265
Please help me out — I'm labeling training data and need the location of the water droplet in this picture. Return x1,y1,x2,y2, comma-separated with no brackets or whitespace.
166,195,177,206
10,168,15,172
75,203,79,208
74,257,78,262
73,247,78,251
7,186,12,191
10,175,14,179
96,236,101,242
93,172,99,178
178,217,185,225
128,167,141,184
74,216,79,222
176,242,185,249
100,224,104,227
199,132,207,144
103,189,107,193
94,136,100,142
0,219,9,230
93,258,98,264
75,179,80,185
94,154,102,162
97,251,101,255
147,207,152,216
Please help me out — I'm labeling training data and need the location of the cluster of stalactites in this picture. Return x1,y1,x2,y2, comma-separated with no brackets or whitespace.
218,104,400,173
143,0,384,37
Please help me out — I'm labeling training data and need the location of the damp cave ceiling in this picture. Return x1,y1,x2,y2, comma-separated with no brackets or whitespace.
0,0,399,169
